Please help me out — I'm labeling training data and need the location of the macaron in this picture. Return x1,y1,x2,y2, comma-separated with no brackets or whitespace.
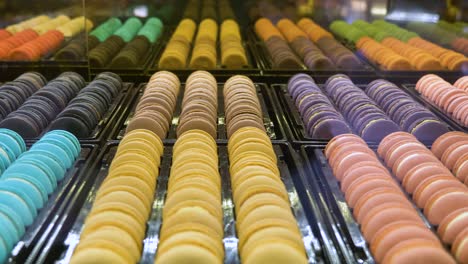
126,71,180,138
228,127,307,263
416,74,468,126
49,72,123,137
451,227,468,264
158,19,196,69
189,19,217,69
0,72,85,138
72,129,162,263
324,75,400,142
220,19,248,68
176,71,217,138
381,239,456,264
224,76,265,138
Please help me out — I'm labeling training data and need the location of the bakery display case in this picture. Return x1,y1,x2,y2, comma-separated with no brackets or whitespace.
0,0,467,264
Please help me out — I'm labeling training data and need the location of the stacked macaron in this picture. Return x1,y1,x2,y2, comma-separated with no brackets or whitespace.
49,72,122,137
379,132,467,263
372,20,418,42
158,19,196,69
32,15,70,35
0,129,80,263
56,16,94,38
177,71,217,138
254,18,302,69
88,18,123,50
8,30,64,61
373,20,468,70
155,129,223,264
431,132,468,185
454,76,468,92
415,74,468,126
330,20,367,43
126,71,180,139
89,17,143,67
223,75,265,138
277,18,334,70
0,15,69,60
380,37,443,70
0,72,46,120
220,19,248,68
325,134,455,264
189,19,218,69
0,72,85,138
324,75,400,142
0,30,39,59
0,129,25,174
296,18,333,43
297,18,362,69
56,17,120,61
356,37,412,70
227,127,308,264
2,15,50,38
70,129,163,263
288,74,351,138
406,22,461,51
110,17,164,68
365,79,449,142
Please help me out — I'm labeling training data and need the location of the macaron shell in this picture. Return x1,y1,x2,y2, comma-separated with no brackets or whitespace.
451,227,468,264
360,205,422,242
381,239,455,264
424,187,468,225
437,208,468,244
371,222,438,263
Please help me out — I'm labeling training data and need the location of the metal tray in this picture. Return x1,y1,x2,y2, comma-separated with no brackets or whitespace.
5,144,99,264
34,142,339,263
110,82,287,142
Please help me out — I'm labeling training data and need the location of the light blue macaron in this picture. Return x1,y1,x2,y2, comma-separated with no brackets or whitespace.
0,142,16,164
43,130,80,157
1,174,47,205
0,235,8,263
29,143,73,168
0,129,26,154
0,183,36,226
3,163,54,194
0,209,22,250
16,158,57,186
34,138,75,163
0,204,25,238
18,152,65,182
0,146,12,169
0,134,23,158
2,178,45,209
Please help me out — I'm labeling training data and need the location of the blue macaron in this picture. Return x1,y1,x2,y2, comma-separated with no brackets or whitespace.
29,143,73,168
41,130,80,157
0,183,36,226
3,162,54,194
1,178,44,210
18,152,65,182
